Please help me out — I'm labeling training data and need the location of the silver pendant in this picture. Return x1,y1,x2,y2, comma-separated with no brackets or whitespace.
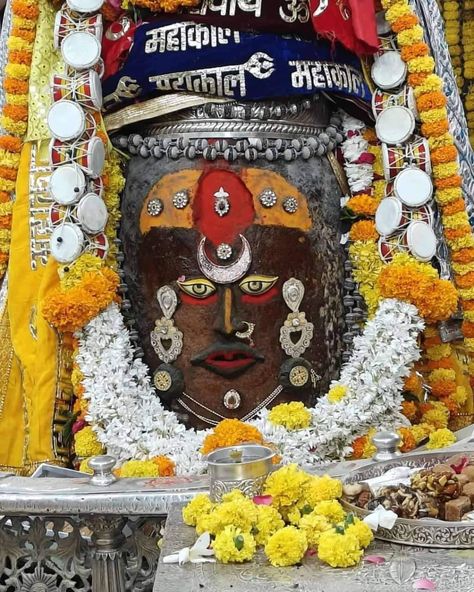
217,243,233,261
150,285,183,363
280,278,314,357
223,389,241,410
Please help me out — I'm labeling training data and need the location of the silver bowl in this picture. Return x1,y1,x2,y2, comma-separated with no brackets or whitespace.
207,444,275,502
342,450,474,548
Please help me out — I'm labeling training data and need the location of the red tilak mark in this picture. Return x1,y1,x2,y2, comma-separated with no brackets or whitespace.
193,169,255,246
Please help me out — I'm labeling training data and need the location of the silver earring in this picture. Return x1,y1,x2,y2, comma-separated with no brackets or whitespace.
279,278,314,358
150,286,183,364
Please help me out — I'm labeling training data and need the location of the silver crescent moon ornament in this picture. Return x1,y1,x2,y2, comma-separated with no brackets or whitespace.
197,234,252,284
313,0,329,17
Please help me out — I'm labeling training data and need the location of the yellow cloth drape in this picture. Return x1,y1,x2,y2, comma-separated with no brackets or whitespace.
0,142,64,473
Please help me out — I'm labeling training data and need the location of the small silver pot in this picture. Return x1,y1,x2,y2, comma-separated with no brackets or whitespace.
207,444,275,502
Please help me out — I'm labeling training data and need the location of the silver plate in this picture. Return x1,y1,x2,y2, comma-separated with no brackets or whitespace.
342,450,474,548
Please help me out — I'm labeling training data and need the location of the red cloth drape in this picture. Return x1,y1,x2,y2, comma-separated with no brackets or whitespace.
310,0,379,56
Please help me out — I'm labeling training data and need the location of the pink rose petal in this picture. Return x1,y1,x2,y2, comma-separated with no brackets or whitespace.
364,555,386,565
306,548,317,557
413,578,436,590
253,495,273,506
451,457,469,474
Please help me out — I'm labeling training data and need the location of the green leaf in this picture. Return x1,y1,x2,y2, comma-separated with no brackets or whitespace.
345,513,355,526
251,526,259,536
335,525,345,535
300,504,313,516
234,535,245,551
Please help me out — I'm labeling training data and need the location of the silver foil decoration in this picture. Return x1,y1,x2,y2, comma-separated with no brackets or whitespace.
214,187,230,217
279,278,314,357
283,197,298,213
150,286,183,363
216,243,232,260
197,235,251,284
259,188,277,208
147,199,164,216
172,190,189,209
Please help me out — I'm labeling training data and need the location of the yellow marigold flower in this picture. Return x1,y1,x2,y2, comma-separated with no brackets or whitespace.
413,73,443,96
397,25,424,47
451,235,474,250
429,368,456,382
425,344,452,361
183,494,213,527
318,530,363,568
422,406,449,430
268,401,311,430
373,179,387,202
263,464,311,510
385,1,412,22
74,426,104,457
345,518,374,548
253,505,285,546
264,526,307,567
213,526,256,564
313,500,345,524
410,423,434,444
327,384,347,404
299,513,332,547
207,499,258,535
419,107,448,125
79,458,93,475
303,475,343,507
426,428,456,450
451,386,467,406
433,162,460,179
459,288,474,300
408,56,435,74
452,261,474,275
119,459,160,478
428,132,455,150
221,489,246,503
59,253,104,289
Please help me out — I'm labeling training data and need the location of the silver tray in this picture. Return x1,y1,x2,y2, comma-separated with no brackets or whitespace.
342,450,474,548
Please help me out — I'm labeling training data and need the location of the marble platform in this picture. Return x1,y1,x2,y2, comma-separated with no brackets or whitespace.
154,503,474,592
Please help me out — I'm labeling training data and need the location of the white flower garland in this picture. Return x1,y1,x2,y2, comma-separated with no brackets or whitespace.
77,299,423,474
339,112,374,194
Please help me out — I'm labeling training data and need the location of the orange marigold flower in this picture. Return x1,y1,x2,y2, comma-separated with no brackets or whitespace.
440,397,459,415
349,220,378,241
11,0,39,19
462,320,474,337
445,227,471,240
0,216,12,229
346,194,377,216
392,13,419,32
401,42,429,61
452,248,474,263
404,372,423,393
398,427,417,453
378,261,458,322
408,72,428,87
443,198,467,216
430,145,458,165
464,300,474,310
0,166,17,180
201,419,264,455
101,1,121,21
9,49,32,65
456,272,474,289
401,400,418,422
416,91,447,112
0,191,9,203
351,435,367,460
3,77,29,94
0,252,9,263
435,175,462,189
422,120,450,137
430,379,457,398
3,104,28,122
153,455,176,477
424,336,442,348
0,135,22,152
426,358,455,370
419,402,434,415
362,128,378,143
10,26,36,42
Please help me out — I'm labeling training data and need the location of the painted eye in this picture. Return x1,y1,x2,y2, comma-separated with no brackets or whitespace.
239,275,279,296
177,278,216,299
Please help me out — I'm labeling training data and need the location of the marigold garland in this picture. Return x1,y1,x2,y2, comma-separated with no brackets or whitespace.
382,0,474,413
201,419,264,455
129,0,200,12
0,0,39,279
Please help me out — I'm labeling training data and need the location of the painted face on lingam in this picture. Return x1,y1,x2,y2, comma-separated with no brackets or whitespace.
121,157,344,428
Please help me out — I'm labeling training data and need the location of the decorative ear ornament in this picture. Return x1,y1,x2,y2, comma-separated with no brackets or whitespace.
150,285,183,364
153,364,184,403
279,278,314,358
279,358,320,391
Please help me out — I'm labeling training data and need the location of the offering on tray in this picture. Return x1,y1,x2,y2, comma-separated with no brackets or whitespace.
343,454,474,522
